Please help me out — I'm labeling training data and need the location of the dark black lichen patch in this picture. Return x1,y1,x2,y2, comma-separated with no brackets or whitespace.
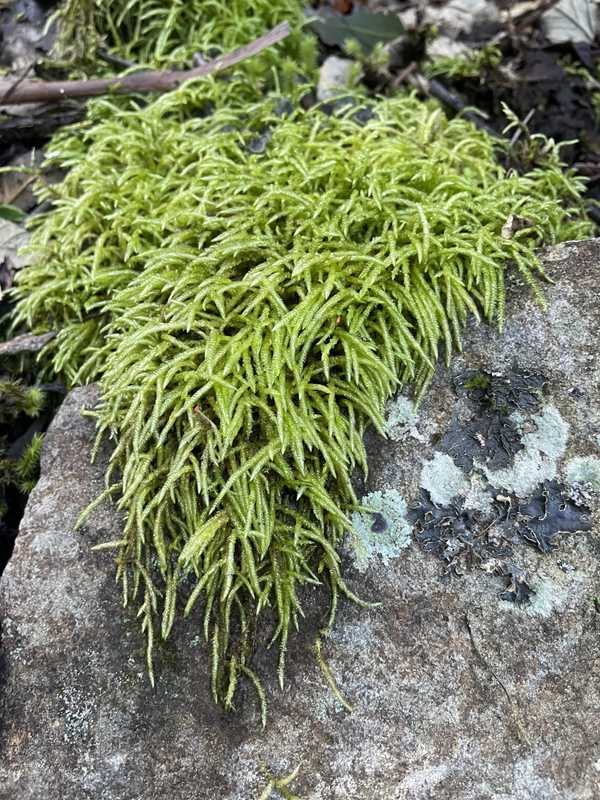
441,414,523,471
370,511,388,533
440,367,546,471
411,365,594,605
516,480,592,553
409,491,512,578
409,478,591,605
498,564,536,606
457,367,546,415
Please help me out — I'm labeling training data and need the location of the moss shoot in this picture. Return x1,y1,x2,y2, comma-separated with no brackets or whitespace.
0,379,44,519
52,0,313,74
11,0,594,720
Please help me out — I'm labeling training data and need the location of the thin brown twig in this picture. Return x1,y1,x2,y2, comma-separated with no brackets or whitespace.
391,60,417,89
509,108,535,148
0,22,291,107
96,49,136,70
0,63,36,105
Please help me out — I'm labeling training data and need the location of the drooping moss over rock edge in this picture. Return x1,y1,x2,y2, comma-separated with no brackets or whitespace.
12,74,592,717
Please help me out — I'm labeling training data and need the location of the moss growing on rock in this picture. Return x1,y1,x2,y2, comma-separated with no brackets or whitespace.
11,51,593,713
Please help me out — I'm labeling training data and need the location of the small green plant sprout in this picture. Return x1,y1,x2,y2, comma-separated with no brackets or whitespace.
12,54,592,717
0,379,45,520
500,102,582,174
344,38,391,73
425,44,502,80
0,379,44,422
14,432,44,494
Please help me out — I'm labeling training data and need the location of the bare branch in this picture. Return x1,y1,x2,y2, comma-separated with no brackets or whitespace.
0,22,291,107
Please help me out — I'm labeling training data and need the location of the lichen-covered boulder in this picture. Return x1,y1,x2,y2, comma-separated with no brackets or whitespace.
1,239,600,799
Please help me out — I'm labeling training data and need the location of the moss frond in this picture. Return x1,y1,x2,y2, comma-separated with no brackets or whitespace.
0,378,45,422
425,44,502,80
16,433,44,493
258,763,302,800
52,0,314,76
0,381,46,515
12,76,591,710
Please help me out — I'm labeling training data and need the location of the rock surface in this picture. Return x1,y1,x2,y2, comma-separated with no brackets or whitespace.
1,239,600,799
317,56,355,101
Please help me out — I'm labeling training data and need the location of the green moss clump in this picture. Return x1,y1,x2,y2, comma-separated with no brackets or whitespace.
0,379,44,519
12,74,591,717
52,0,314,75
425,44,502,80
462,373,491,391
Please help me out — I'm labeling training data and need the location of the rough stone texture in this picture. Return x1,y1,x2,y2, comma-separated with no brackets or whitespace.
1,239,600,799
317,56,355,102
0,220,29,291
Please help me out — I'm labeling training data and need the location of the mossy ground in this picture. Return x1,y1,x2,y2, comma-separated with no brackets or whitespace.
0,376,45,571
52,0,314,74
8,0,595,717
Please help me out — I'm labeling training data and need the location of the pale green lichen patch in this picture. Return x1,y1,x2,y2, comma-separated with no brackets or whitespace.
526,405,570,461
462,474,494,513
383,395,417,441
350,490,412,572
420,452,469,506
565,455,600,490
509,410,526,431
482,405,569,497
500,573,573,618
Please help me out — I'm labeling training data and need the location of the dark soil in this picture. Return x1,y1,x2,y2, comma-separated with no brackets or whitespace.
437,41,600,205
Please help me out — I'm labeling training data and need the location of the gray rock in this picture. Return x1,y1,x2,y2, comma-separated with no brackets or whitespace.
0,220,29,291
317,56,356,102
2,240,600,799
424,0,499,37
426,35,473,63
